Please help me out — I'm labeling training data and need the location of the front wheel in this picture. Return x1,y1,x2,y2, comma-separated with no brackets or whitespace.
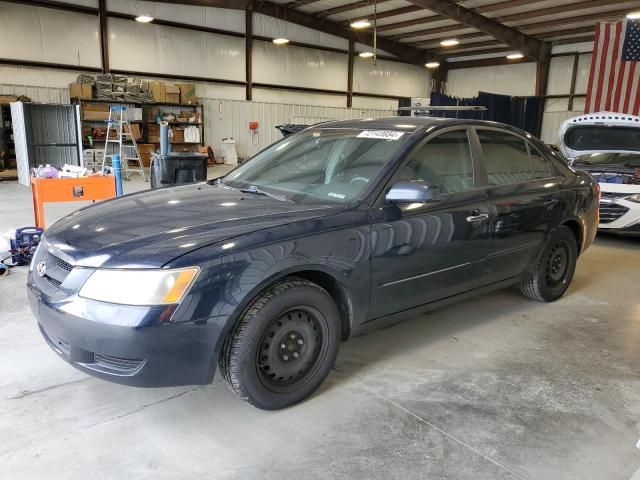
520,226,578,302
220,278,341,410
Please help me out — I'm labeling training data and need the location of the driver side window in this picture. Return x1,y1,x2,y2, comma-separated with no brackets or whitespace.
398,129,475,194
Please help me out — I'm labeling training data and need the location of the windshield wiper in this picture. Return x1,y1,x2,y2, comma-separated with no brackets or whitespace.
239,185,291,202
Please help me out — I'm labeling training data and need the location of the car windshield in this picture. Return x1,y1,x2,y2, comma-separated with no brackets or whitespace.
222,128,412,204
565,125,640,152
573,152,640,166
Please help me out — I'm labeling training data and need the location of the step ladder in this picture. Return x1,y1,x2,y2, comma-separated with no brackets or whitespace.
101,106,147,181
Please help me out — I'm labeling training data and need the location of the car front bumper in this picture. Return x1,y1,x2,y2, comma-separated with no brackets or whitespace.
598,197,640,234
28,274,225,387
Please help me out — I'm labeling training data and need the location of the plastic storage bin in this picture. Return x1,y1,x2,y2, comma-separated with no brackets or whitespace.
150,152,207,189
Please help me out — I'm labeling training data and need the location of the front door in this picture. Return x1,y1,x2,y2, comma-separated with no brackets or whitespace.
370,128,492,319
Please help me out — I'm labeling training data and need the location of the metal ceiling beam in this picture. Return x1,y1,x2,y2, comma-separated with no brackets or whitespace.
398,7,631,43
254,1,439,64
414,31,488,47
434,40,504,54
156,0,251,8
405,0,544,59
286,0,324,7
3,0,98,14
376,0,544,33
535,26,595,39
429,24,597,51
447,56,531,70
317,0,393,18
138,0,439,64
444,46,514,58
346,5,422,23
489,0,640,24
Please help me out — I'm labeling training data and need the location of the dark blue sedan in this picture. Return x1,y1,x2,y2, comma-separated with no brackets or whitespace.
28,117,599,409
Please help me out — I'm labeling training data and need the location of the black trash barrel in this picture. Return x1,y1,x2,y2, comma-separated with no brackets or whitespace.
150,152,208,189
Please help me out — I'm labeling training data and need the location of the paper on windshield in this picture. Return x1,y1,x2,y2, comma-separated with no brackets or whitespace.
357,130,406,141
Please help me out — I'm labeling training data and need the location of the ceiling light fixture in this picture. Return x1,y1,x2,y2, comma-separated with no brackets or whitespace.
440,39,460,47
507,53,524,60
627,11,640,19
135,15,154,23
425,62,440,69
272,37,290,45
350,19,371,29
359,51,375,58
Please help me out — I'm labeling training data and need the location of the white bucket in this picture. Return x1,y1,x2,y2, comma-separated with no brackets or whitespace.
221,138,238,166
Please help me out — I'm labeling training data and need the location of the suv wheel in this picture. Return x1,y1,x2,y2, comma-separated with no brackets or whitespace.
521,225,578,302
220,277,341,410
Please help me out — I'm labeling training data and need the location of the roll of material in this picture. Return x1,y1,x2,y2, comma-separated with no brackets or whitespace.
112,154,123,196
160,121,170,156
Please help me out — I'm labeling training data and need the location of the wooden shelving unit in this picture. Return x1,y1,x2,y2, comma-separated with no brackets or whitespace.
72,99,204,152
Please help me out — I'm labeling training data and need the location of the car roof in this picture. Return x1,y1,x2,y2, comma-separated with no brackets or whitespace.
315,116,455,130
314,116,514,132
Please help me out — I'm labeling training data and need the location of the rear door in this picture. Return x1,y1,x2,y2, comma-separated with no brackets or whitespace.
473,128,564,282
369,127,492,318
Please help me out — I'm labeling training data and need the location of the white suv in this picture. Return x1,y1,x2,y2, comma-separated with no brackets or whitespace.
559,112,640,235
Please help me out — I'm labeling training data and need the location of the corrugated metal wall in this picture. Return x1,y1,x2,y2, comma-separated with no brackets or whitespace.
203,98,395,158
0,83,394,160
0,83,69,104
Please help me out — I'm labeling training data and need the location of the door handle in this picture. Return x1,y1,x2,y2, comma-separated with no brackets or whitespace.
544,198,559,207
466,212,489,223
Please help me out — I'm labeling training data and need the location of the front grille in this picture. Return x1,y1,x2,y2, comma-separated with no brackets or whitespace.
44,276,62,288
94,354,145,373
599,202,629,224
40,250,74,287
55,256,73,272
601,191,631,199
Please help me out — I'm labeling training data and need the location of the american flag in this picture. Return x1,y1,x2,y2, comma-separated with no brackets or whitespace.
585,19,640,114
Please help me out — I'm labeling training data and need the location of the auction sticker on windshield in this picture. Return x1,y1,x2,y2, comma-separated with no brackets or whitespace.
357,130,406,140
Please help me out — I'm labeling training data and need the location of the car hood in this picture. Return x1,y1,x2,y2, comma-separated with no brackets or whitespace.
44,183,337,268
573,164,640,193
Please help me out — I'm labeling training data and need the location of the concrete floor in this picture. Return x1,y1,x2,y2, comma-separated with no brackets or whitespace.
1,173,640,479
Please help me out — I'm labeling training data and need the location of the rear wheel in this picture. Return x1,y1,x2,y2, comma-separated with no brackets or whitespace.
521,226,577,302
220,277,341,410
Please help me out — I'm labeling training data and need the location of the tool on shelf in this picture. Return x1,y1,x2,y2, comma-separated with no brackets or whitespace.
102,106,147,181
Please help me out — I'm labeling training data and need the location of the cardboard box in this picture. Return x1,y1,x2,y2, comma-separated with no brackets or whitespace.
69,83,92,99
83,110,110,121
124,123,142,141
176,83,196,104
148,135,160,143
0,95,18,105
165,85,180,104
150,81,166,103
82,103,109,120
171,128,184,143
137,144,155,167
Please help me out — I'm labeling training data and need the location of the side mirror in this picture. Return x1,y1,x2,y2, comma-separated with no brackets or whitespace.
385,181,442,204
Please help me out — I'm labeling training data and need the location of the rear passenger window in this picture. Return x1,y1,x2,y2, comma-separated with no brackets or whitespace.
478,130,552,185
399,129,474,193
528,144,552,179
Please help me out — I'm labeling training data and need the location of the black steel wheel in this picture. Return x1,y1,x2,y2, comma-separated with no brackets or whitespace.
257,307,327,393
521,226,578,302
220,278,341,410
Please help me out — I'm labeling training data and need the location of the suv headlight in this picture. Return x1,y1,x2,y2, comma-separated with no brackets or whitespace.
628,194,640,203
79,267,200,305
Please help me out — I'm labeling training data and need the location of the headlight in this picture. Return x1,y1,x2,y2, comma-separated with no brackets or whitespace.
79,267,200,305
628,193,640,203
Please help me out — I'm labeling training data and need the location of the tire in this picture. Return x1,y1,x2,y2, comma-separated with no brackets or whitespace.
520,226,578,302
220,277,341,410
